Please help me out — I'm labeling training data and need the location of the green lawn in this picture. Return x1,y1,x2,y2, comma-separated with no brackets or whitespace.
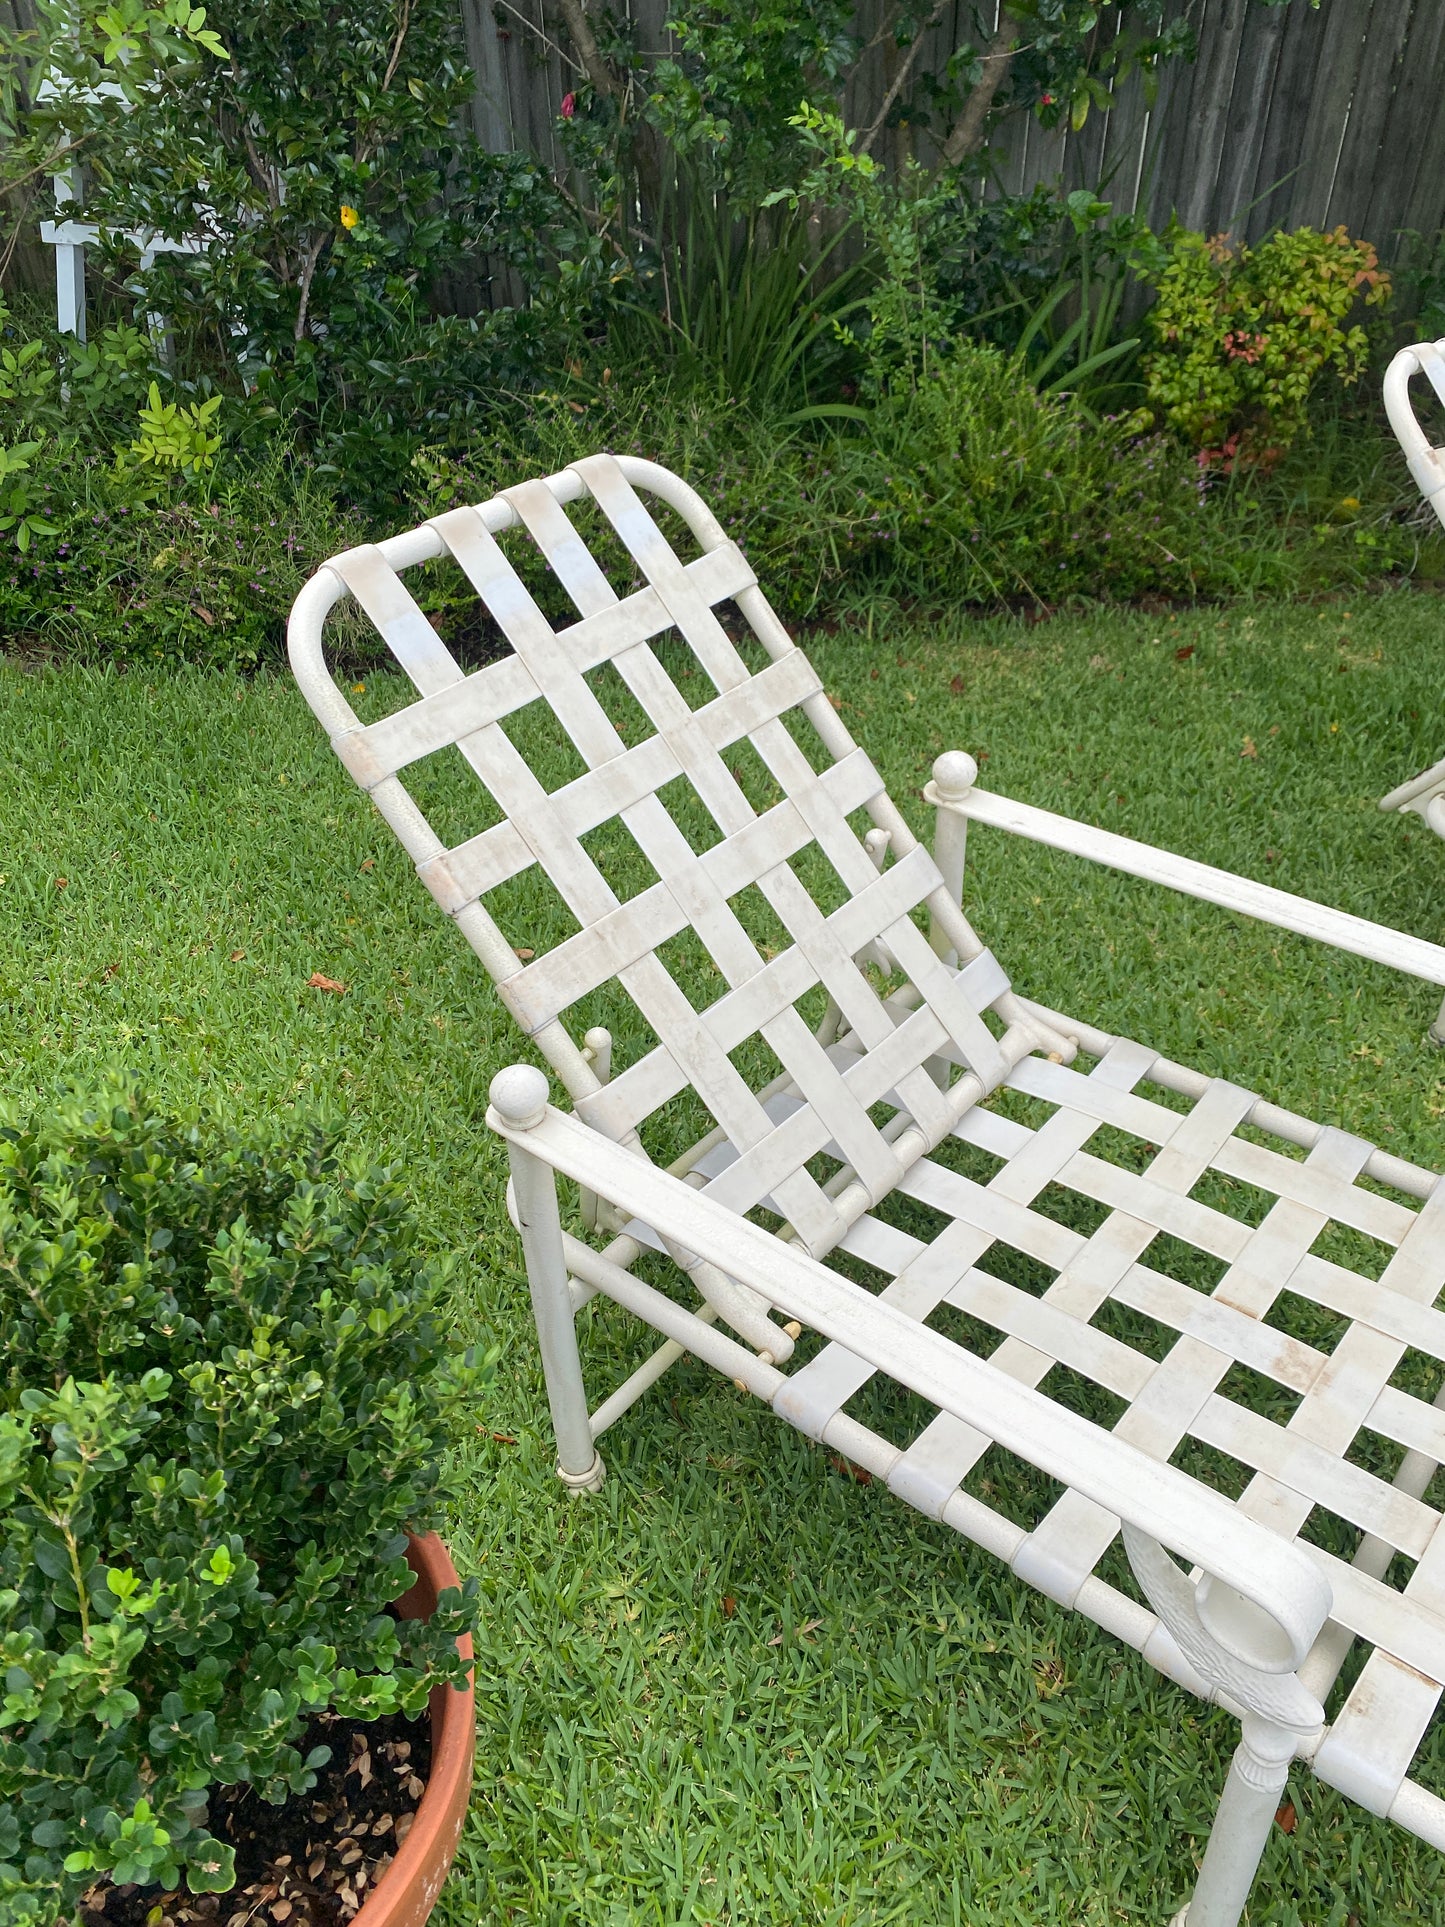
6,590,1445,1926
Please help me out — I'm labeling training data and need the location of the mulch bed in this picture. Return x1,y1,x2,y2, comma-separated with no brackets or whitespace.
80,1706,432,1927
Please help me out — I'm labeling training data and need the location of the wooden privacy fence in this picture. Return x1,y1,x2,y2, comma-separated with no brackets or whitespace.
463,0,1445,260
6,0,1445,300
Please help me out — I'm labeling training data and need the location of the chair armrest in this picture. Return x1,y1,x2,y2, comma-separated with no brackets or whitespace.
926,779,1445,989
1380,753,1445,829
487,1083,1333,1673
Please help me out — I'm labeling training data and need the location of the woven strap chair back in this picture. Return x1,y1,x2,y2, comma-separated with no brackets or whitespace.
321,453,1023,1255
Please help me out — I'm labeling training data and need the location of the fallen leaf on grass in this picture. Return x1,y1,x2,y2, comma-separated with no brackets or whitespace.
308,972,347,994
514,946,535,961
1174,644,1195,661
949,674,964,695
721,1595,737,1619
767,1617,824,1647
230,949,246,962
828,1453,873,1485
1241,736,1258,759
193,604,215,626
1275,1801,1297,1833
54,876,68,889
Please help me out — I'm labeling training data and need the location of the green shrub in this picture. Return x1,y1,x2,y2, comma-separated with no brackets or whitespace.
1140,224,1391,465
0,441,369,665
10,0,580,398
0,1083,479,1923
0,297,377,663
409,340,1243,615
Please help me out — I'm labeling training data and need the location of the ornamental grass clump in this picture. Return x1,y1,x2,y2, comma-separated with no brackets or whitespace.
0,1085,478,1925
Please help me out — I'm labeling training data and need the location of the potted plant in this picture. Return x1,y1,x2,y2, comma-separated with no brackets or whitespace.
0,1084,482,1927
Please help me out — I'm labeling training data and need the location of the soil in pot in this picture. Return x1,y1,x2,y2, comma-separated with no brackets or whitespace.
79,1707,433,1927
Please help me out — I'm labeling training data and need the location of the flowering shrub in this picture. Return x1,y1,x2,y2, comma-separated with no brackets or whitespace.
0,1083,480,1923
1140,224,1391,464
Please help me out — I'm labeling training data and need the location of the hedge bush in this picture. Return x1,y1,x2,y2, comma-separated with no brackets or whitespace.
0,1084,478,1922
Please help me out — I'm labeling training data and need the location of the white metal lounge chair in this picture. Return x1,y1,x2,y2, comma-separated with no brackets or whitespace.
1382,339,1445,1044
290,453,1445,1927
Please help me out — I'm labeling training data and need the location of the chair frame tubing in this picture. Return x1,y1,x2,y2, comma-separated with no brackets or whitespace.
1381,339,1445,1045
289,452,1445,1927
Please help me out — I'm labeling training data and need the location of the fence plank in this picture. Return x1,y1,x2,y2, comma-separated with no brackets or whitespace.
1,0,54,298
1282,0,1371,233
1062,13,1115,199
1093,12,1155,218
1176,0,1251,232
1211,0,1290,235
1246,0,1329,237
462,0,517,151
1366,0,1445,253
1137,0,1213,232
1326,0,1413,233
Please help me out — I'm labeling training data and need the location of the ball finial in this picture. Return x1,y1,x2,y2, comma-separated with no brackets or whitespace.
488,1063,551,1130
932,750,979,799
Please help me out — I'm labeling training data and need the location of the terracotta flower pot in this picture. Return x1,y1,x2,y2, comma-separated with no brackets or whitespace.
353,1533,475,1927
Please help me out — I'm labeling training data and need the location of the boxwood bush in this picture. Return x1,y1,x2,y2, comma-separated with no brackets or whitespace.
0,1084,479,1923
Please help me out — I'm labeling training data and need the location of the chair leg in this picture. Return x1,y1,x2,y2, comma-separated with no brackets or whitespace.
928,751,977,967
1174,1715,1294,1927
927,752,978,1088
496,1066,605,1494
577,1026,613,1232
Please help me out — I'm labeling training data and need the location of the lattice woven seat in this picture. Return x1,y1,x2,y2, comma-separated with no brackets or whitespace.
289,451,1445,1927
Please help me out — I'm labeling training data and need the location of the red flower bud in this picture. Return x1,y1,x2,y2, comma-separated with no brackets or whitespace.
560,91,576,119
